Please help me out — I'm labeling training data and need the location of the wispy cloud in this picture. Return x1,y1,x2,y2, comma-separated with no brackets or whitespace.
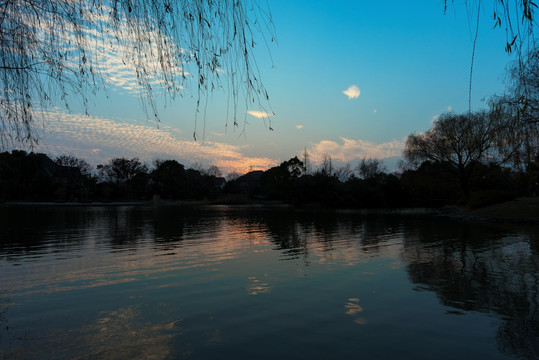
309,137,404,164
343,85,360,100
247,110,272,119
296,125,304,129
36,108,277,174
32,9,187,96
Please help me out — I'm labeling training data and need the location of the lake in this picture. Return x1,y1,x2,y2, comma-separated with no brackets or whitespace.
0,205,537,359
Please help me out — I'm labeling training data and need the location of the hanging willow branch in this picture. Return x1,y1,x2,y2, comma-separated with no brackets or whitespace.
0,0,274,148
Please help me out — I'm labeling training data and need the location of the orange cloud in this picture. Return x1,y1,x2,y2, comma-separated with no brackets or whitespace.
309,137,404,164
36,108,277,174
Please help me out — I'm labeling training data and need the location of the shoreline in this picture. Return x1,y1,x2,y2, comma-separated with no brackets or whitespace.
1,197,538,224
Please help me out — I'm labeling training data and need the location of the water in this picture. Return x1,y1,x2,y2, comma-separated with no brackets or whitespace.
0,205,537,359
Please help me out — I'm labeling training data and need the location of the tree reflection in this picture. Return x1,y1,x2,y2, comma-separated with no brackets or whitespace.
401,220,539,359
1,206,538,358
0,206,98,260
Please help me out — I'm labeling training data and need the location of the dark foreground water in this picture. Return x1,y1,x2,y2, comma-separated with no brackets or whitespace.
0,205,537,360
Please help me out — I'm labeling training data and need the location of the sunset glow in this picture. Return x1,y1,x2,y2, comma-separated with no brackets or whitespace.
29,1,514,174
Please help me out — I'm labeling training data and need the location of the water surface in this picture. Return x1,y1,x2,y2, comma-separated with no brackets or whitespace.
0,205,537,359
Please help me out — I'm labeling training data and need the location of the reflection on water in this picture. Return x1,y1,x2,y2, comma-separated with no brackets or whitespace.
0,205,538,359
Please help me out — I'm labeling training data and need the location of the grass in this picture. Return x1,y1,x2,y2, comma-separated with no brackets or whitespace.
465,196,539,221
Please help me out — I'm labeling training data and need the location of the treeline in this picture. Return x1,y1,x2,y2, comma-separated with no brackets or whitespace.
2,48,539,207
225,155,537,208
0,151,225,203
1,150,537,208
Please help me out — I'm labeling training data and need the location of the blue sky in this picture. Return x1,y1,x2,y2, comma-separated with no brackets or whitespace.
35,0,519,174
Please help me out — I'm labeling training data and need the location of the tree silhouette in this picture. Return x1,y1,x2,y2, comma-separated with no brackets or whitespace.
356,157,386,180
490,45,539,168
0,0,273,148
97,157,147,186
55,154,93,176
403,111,518,198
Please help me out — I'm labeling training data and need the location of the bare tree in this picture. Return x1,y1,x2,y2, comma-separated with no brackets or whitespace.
1,0,274,148
206,165,223,178
357,157,386,180
403,111,521,197
302,146,311,175
488,45,539,168
318,154,334,177
97,157,147,185
334,163,352,182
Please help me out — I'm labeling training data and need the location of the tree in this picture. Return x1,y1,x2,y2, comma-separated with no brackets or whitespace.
302,147,311,175
55,154,93,176
334,163,352,182
318,154,334,177
206,165,223,178
151,159,186,199
357,157,387,180
489,45,539,168
263,156,303,200
226,171,241,181
97,157,147,185
1,0,273,148
403,111,516,198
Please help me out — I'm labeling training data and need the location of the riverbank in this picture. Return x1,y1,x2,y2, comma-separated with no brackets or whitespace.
2,197,538,223
438,197,539,223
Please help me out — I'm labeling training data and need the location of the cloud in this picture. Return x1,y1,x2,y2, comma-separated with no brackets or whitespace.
309,137,404,164
31,9,186,96
35,108,278,174
247,110,272,119
296,125,304,129
373,109,377,114
343,85,360,100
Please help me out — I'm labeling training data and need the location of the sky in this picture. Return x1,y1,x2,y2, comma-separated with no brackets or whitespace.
32,0,522,175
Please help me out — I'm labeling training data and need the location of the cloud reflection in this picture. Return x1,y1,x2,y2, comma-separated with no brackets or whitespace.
247,275,271,295
72,306,179,359
345,298,367,325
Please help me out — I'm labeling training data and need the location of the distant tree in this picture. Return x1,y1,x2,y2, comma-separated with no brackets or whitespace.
302,147,311,175
55,155,93,176
206,165,223,178
189,162,206,174
318,154,334,177
151,159,186,199
1,0,273,148
263,156,303,200
97,157,147,186
357,157,387,180
334,163,353,182
403,111,518,198
226,171,241,181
